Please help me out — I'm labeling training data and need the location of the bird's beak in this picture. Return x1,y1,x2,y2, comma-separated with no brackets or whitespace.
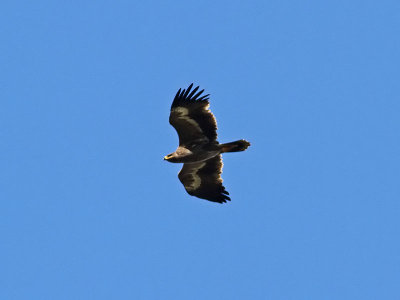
163,156,168,160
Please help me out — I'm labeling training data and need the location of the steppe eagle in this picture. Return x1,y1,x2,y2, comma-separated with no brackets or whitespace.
164,84,250,203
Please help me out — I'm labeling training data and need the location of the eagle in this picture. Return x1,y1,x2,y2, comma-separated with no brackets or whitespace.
164,83,250,203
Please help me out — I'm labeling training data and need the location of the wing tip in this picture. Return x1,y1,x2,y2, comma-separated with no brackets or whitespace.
207,189,231,204
171,83,209,108
217,195,231,204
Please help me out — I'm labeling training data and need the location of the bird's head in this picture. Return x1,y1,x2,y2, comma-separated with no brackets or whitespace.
163,152,178,162
164,147,191,163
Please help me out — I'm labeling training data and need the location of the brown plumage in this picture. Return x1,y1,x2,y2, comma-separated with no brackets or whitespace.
164,84,250,203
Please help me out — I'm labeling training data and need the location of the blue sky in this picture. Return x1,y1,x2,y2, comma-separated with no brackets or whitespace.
1,0,399,299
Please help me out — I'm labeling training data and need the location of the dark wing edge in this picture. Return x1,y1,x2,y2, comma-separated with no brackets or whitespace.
171,83,210,109
169,83,218,145
178,155,230,204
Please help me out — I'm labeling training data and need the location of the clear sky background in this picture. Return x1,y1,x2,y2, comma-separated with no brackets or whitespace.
1,1,399,299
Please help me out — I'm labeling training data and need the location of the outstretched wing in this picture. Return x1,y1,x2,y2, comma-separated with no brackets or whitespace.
178,155,230,203
169,83,218,146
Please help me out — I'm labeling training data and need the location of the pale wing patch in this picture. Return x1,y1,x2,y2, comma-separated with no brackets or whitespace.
185,162,206,191
173,107,203,133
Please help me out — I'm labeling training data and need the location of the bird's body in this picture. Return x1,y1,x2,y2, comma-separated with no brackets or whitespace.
164,84,250,203
165,145,220,163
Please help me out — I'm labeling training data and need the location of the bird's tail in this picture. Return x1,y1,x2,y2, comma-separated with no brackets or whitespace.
220,139,251,153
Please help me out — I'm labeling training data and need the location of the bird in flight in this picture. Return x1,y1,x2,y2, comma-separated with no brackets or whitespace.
164,83,250,203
